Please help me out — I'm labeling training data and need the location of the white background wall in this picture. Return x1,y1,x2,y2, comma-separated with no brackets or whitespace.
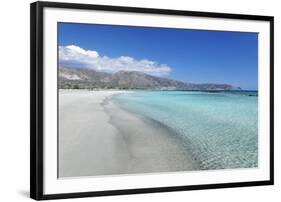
0,0,279,201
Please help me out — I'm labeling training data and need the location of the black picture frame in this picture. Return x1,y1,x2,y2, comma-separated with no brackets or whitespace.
30,1,274,200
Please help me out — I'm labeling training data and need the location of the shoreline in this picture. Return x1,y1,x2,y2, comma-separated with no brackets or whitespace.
59,90,198,178
105,94,199,174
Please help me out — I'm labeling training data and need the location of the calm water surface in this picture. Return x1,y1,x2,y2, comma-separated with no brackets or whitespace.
113,91,258,170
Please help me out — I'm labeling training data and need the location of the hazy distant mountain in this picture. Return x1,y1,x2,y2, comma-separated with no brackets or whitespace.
59,65,241,91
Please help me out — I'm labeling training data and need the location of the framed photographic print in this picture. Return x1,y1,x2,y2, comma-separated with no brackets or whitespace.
30,1,274,200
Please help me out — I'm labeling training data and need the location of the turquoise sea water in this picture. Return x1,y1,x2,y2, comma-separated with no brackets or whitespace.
113,91,258,170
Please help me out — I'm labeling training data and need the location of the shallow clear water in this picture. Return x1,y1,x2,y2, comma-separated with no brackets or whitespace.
113,91,258,170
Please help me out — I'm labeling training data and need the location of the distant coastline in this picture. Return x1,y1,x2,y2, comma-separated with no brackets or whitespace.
59,65,242,91
59,88,258,96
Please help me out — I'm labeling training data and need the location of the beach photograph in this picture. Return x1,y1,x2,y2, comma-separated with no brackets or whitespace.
58,23,258,178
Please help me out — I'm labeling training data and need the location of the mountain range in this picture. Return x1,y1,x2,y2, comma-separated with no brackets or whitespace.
59,65,241,91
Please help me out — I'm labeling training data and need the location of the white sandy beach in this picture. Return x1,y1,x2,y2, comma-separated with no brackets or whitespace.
59,90,197,178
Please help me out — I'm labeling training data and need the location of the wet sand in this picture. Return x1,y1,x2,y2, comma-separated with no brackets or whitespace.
59,90,197,178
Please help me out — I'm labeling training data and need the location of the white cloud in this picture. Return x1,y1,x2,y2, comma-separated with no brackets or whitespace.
59,45,172,76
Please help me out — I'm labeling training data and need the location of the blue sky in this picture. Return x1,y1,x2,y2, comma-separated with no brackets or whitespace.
59,23,258,90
